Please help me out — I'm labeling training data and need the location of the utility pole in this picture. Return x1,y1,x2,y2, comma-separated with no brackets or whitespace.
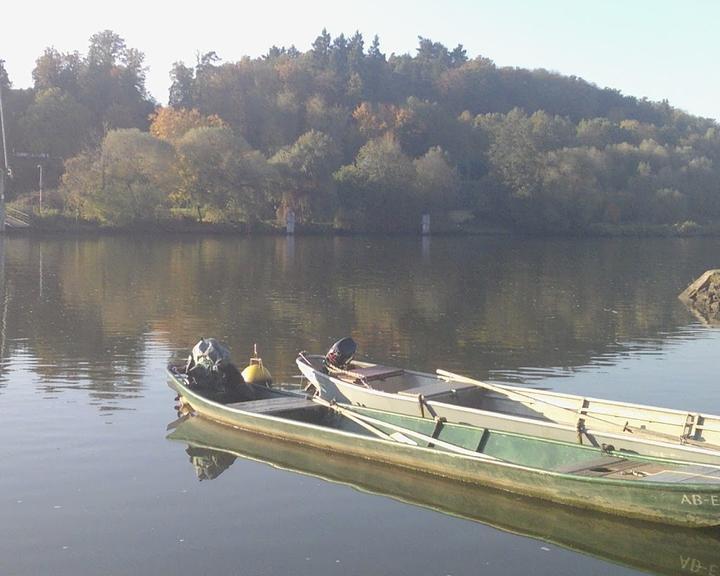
0,163,4,234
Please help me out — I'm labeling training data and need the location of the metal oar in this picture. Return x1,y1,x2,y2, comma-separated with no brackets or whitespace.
436,369,554,402
436,368,650,430
314,396,499,460
312,396,395,441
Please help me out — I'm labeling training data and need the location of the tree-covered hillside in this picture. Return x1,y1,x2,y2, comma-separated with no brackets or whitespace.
1,30,719,232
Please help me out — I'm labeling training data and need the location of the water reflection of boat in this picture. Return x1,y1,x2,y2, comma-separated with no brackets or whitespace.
167,415,720,576
184,444,237,481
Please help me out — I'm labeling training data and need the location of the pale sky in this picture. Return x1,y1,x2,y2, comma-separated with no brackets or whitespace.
1,0,719,120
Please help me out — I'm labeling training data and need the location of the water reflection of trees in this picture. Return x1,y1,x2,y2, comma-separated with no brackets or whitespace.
1,235,717,406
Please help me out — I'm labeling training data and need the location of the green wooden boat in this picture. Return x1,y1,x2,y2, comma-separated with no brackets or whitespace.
167,366,720,527
167,415,720,576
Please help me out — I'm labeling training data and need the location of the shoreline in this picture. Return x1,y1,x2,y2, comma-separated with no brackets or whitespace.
4,221,720,239
5,208,720,239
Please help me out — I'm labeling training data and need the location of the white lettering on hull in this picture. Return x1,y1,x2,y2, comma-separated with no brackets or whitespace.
680,556,719,575
681,494,720,506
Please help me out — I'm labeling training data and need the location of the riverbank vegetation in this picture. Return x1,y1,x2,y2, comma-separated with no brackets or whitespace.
2,30,719,234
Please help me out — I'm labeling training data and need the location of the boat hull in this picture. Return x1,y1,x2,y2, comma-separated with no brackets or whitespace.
169,368,720,527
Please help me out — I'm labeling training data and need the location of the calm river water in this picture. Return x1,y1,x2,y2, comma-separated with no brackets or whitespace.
1,235,719,576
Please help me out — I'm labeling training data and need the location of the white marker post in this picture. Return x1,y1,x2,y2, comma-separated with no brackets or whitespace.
286,209,296,235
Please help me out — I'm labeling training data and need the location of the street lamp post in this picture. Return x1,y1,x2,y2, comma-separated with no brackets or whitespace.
0,167,4,234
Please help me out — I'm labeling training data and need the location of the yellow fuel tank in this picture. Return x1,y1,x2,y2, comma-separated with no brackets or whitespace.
241,344,272,386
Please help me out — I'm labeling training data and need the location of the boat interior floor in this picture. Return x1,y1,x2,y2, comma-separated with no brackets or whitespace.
328,362,479,398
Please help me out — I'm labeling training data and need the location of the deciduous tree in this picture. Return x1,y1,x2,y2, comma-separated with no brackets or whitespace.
149,107,225,143
270,130,340,221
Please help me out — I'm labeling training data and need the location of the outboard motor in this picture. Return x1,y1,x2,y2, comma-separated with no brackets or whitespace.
185,338,251,399
187,337,232,370
324,337,357,370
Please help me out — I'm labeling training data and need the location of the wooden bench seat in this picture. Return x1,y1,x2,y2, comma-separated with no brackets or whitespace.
398,380,475,398
227,395,319,415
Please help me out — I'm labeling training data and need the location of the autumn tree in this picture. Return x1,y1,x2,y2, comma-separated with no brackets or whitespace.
394,97,456,157
352,102,398,139
32,48,83,95
61,150,100,219
149,107,226,143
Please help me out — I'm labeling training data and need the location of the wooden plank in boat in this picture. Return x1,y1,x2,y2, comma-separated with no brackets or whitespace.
398,380,476,398
227,396,319,414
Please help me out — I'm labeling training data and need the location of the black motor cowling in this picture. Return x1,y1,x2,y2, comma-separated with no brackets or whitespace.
324,337,357,370
185,338,253,400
